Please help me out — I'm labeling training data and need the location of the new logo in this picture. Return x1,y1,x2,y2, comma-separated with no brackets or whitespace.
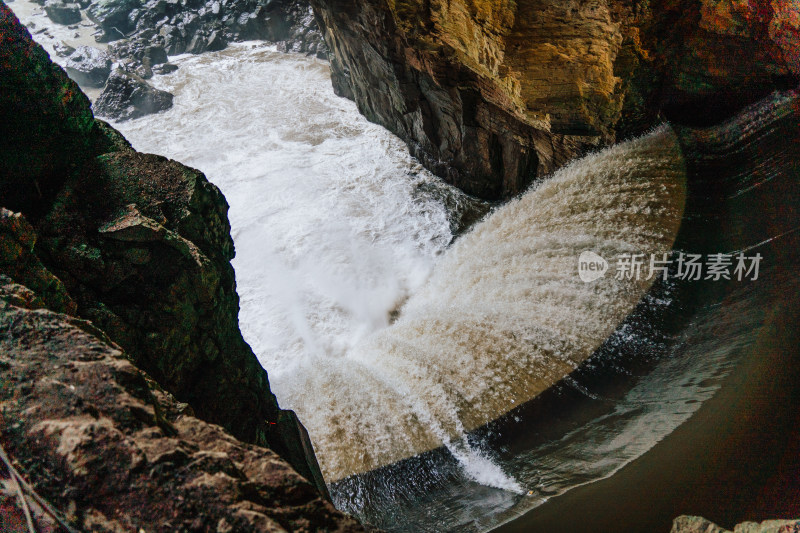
578,251,608,282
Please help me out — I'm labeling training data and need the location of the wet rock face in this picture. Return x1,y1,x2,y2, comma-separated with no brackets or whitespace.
0,2,335,502
273,2,327,56
64,45,113,87
642,0,800,126
86,0,142,41
0,286,365,532
80,0,325,55
311,0,800,199
94,68,174,120
43,0,81,24
310,0,602,199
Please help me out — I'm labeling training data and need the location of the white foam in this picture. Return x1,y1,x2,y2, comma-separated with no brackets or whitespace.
90,43,684,487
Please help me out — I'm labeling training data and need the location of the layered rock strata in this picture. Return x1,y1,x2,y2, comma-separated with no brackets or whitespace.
311,0,800,199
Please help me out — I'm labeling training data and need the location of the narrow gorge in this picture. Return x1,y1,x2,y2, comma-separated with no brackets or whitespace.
1,0,799,532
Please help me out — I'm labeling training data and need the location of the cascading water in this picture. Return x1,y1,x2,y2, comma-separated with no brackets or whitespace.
19,8,799,528
56,40,692,529
492,87,800,533
275,127,686,483
101,42,688,488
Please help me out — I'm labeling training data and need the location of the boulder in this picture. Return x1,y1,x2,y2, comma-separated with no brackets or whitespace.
86,0,142,40
43,0,81,25
143,44,167,64
109,38,167,64
93,68,173,120
152,61,178,75
205,29,225,50
53,40,75,56
64,45,113,87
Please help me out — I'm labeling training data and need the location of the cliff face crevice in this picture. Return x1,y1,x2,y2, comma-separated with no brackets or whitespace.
311,0,799,199
0,3,353,522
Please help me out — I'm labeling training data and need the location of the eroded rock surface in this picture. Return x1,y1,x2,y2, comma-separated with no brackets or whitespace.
0,3,98,214
672,516,800,533
1,1,341,512
0,281,365,532
311,0,800,199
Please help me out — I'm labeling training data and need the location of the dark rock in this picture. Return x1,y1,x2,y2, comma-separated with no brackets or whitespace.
185,31,207,53
152,62,178,74
126,6,142,26
143,44,167,64
86,0,142,40
1,4,334,499
0,3,98,214
205,28,225,50
133,61,153,78
109,35,164,62
182,27,225,53
0,209,76,314
144,0,168,15
237,10,268,39
159,23,186,54
54,39,76,56
44,0,82,25
274,3,324,55
108,40,168,78
64,45,113,87
94,68,173,120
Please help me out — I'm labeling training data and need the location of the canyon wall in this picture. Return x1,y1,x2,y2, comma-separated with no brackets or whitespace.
0,277,363,531
0,4,360,526
310,0,800,199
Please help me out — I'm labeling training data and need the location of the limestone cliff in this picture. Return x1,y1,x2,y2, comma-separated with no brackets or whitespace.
311,0,799,199
0,3,356,523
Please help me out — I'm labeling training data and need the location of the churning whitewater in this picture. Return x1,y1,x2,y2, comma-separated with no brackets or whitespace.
285,127,686,481
100,43,685,488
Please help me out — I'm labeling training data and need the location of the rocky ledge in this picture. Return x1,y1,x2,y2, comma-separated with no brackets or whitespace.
672,516,800,533
311,0,800,199
0,280,363,532
1,4,362,530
